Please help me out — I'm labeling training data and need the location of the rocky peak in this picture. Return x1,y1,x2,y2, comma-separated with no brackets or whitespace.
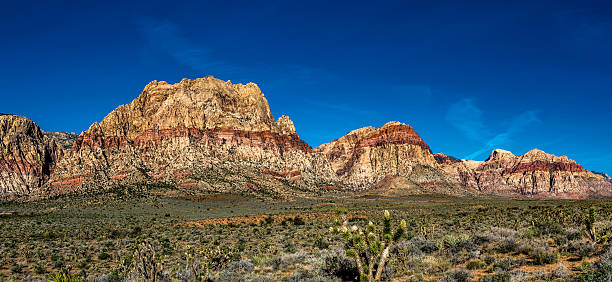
433,153,462,164
486,149,515,160
46,76,332,196
0,115,63,198
316,121,436,188
439,146,610,197
276,115,297,136
346,126,376,137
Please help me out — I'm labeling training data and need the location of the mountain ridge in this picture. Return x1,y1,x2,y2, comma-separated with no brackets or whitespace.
1,76,610,200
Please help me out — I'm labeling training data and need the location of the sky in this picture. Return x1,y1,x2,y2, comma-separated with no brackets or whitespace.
1,0,611,173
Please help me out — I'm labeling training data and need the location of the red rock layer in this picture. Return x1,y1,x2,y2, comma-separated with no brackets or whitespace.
504,160,587,174
356,124,431,152
433,153,462,165
74,126,312,153
72,134,129,153
0,160,45,178
0,114,63,198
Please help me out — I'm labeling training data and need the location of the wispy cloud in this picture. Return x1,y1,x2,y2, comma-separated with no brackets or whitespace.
465,110,540,160
446,98,541,160
139,19,241,74
446,98,486,141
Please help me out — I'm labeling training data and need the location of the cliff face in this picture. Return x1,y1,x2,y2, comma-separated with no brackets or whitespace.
438,149,612,198
43,131,78,151
1,76,610,200
315,121,443,190
46,76,335,197
0,115,63,198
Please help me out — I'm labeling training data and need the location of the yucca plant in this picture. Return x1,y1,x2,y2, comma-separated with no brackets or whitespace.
585,206,597,241
331,210,406,281
49,267,80,282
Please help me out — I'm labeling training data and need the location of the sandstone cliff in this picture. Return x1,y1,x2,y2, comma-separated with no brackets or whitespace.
0,114,63,198
2,76,610,200
315,121,467,194
45,76,335,198
43,131,78,151
438,149,612,198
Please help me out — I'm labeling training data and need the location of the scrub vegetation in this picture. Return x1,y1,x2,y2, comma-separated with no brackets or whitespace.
1,186,612,281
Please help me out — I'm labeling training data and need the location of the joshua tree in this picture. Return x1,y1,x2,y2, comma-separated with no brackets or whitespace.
331,210,406,282
585,206,597,241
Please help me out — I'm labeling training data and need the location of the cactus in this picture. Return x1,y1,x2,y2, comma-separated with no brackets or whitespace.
331,210,406,281
585,206,597,241
132,240,163,281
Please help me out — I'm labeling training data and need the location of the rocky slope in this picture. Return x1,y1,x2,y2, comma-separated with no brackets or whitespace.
314,121,469,194
438,149,612,198
0,114,63,198
316,121,611,198
43,76,335,198
1,76,610,200
43,131,78,151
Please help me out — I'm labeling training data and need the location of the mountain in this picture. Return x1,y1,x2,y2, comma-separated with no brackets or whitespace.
593,172,612,183
43,131,78,151
0,114,63,198
43,76,335,198
438,149,612,198
314,121,470,195
1,76,610,200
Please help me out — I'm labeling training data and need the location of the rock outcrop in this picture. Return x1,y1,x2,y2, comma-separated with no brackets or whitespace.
0,114,63,198
43,131,78,151
315,121,463,193
439,149,612,198
1,76,610,200
45,76,335,198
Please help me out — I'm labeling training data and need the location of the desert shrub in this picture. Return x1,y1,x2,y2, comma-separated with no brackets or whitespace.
466,260,485,270
284,241,297,253
98,251,111,260
493,257,515,272
442,268,471,282
391,239,422,256
217,270,244,281
483,255,495,265
322,250,358,281
577,247,612,281
495,237,522,254
533,221,565,237
285,269,326,282
566,228,583,241
413,238,438,254
563,240,595,258
442,234,475,255
293,216,305,226
269,250,308,270
11,264,23,273
225,259,254,273
263,216,274,225
549,264,569,280
314,235,329,250
529,247,558,265
478,272,511,282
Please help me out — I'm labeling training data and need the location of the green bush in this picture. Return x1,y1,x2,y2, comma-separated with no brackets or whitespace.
98,252,111,260
466,260,485,270
530,247,558,265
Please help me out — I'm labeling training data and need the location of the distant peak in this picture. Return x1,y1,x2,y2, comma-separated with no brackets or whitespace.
485,148,515,162
493,148,513,155
347,126,376,136
276,115,297,136
381,121,406,128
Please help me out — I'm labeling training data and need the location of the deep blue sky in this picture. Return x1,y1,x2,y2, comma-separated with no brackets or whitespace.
1,1,611,173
